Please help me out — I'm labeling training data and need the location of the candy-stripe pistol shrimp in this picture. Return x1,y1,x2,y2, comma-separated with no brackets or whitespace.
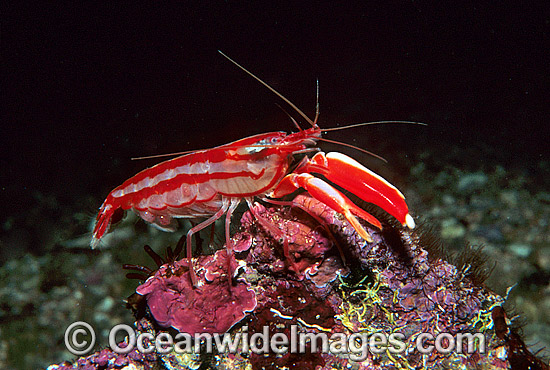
92,51,416,286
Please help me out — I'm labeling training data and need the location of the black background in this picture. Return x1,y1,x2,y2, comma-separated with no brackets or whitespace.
2,2,549,221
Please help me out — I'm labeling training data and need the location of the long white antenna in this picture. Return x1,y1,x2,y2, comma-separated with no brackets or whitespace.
218,51,315,127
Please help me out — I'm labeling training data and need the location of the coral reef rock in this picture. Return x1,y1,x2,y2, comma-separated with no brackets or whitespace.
49,194,549,370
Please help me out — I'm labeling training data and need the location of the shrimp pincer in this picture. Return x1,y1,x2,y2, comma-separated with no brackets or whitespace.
92,52,415,285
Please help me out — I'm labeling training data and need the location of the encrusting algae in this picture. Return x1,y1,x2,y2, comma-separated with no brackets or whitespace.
48,194,549,369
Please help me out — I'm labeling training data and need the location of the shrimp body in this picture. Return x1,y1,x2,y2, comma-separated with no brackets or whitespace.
92,52,415,285
91,129,319,248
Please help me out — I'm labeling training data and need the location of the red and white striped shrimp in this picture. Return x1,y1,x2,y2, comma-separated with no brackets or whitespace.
92,52,415,285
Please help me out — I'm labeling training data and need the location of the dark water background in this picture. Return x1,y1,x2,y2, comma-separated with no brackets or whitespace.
3,3,548,237
1,2,549,368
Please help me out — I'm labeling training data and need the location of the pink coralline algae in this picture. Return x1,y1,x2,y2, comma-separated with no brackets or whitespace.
47,320,157,370
136,248,257,334
235,201,334,279
49,194,549,370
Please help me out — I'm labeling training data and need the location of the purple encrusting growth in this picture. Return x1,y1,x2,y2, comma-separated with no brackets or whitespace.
48,194,549,369
47,321,157,370
136,248,257,335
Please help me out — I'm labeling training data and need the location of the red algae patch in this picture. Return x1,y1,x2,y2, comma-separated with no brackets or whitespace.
136,249,256,334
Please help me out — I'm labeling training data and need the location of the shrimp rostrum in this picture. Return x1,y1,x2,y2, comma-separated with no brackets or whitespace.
92,52,415,285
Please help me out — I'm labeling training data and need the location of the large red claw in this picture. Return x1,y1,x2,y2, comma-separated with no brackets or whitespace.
299,152,415,230
273,173,380,242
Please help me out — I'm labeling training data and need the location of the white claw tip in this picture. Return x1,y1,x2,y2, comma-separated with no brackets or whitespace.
405,214,415,229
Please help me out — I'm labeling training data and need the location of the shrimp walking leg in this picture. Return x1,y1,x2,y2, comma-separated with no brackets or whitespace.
186,198,231,286
224,199,240,283
245,199,300,272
